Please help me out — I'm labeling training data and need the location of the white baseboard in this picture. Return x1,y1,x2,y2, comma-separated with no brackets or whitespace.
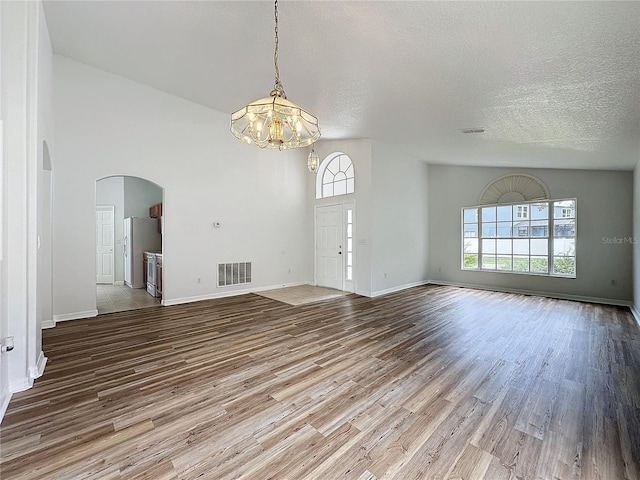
631,305,640,326
10,376,32,393
427,280,633,308
53,309,98,323
0,391,11,425
163,282,309,307
42,318,55,329
29,351,47,381
114,281,124,286
370,280,429,298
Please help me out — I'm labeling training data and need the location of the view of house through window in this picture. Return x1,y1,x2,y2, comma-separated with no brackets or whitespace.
462,199,576,277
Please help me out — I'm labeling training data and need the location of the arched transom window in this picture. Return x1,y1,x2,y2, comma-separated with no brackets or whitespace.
316,152,355,199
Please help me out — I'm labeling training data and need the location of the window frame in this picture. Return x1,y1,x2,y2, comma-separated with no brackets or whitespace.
461,198,576,278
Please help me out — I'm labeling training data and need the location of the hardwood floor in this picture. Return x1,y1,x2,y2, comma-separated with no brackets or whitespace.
1,285,639,479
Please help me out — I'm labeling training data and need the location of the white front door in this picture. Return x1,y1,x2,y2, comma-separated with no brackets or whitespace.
316,204,343,290
96,205,115,284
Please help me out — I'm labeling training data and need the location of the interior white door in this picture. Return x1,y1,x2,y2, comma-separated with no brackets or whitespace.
316,204,343,290
96,206,115,284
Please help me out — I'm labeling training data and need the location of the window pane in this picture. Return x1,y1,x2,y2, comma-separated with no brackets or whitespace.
531,203,549,220
516,224,529,237
463,238,478,254
482,207,496,222
496,239,512,254
464,254,478,269
497,222,511,238
554,200,575,219
553,257,575,275
513,256,530,272
347,266,352,280
497,256,512,271
327,157,340,175
347,209,352,223
482,223,497,237
514,205,529,219
347,238,352,251
347,252,352,266
323,183,333,198
554,221,575,237
346,178,355,194
464,224,478,237
530,238,548,255
482,239,496,254
530,256,548,273
482,255,497,269
531,223,548,237
345,164,354,178
347,224,353,237
554,238,575,256
463,208,478,223
497,206,512,221
513,239,529,255
334,179,347,196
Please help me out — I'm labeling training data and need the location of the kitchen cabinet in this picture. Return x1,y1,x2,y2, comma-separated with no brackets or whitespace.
149,202,163,218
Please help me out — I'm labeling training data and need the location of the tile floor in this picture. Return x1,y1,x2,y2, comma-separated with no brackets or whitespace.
96,284,161,315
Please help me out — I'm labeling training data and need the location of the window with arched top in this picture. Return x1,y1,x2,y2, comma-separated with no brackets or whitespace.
315,152,355,199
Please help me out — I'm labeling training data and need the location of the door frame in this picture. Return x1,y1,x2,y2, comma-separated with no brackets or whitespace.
314,201,356,293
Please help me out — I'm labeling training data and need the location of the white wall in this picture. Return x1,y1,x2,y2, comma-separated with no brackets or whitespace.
1,0,51,421
123,176,162,219
371,141,429,295
633,159,640,321
96,176,125,283
53,56,311,320
312,139,374,296
36,2,54,335
428,165,634,304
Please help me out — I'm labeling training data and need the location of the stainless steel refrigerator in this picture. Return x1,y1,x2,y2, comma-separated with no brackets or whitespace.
124,217,161,288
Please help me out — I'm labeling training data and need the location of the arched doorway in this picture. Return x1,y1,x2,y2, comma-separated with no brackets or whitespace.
95,176,164,314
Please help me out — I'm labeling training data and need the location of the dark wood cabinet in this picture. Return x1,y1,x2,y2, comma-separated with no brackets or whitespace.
149,202,163,218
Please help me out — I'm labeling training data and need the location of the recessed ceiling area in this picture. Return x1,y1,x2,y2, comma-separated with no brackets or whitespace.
42,1,640,169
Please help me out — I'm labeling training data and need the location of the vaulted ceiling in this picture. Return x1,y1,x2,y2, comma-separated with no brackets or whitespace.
43,1,640,169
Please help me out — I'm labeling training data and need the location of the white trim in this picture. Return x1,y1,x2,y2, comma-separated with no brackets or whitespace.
10,376,32,393
428,280,632,308
114,280,124,286
53,310,98,322
355,289,372,297
42,318,55,329
370,280,430,298
0,392,11,425
163,282,309,307
631,305,640,327
29,351,46,380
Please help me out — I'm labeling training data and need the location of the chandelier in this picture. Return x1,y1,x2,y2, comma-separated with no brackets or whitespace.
231,0,320,150
307,145,319,173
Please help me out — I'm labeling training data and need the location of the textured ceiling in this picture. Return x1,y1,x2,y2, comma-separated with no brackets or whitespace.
42,1,640,169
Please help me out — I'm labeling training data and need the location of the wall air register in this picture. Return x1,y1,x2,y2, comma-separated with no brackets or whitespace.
218,262,252,287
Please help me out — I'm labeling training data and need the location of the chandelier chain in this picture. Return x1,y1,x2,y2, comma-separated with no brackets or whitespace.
273,0,286,98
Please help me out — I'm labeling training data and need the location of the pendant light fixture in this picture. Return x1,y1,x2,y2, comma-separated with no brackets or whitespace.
231,0,320,150
307,144,319,173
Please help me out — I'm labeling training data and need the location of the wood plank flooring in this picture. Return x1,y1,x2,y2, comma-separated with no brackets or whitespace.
1,285,639,479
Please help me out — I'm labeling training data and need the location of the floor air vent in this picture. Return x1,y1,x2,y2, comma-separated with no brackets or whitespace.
218,262,252,287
